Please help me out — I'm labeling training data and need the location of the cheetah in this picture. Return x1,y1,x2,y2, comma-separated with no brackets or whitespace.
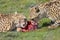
29,0,60,29
0,12,27,32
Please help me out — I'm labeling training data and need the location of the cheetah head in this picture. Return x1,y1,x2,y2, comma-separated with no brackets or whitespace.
29,4,47,19
12,13,27,28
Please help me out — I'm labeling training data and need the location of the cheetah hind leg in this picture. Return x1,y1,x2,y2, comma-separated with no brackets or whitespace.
48,20,60,29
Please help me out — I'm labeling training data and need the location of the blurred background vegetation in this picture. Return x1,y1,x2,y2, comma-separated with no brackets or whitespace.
0,0,49,19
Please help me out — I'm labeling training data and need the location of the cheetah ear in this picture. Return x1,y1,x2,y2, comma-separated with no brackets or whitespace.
14,11,18,15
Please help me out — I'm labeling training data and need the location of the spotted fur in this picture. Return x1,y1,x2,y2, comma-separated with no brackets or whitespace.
0,13,27,32
29,0,60,29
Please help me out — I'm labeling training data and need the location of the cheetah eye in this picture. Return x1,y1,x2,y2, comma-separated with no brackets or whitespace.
24,19,27,22
35,7,40,13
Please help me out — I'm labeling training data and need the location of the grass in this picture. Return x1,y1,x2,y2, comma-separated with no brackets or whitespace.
0,0,49,19
0,27,60,40
0,0,60,40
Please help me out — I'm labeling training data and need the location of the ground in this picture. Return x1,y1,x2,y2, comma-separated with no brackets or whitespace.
0,0,60,40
